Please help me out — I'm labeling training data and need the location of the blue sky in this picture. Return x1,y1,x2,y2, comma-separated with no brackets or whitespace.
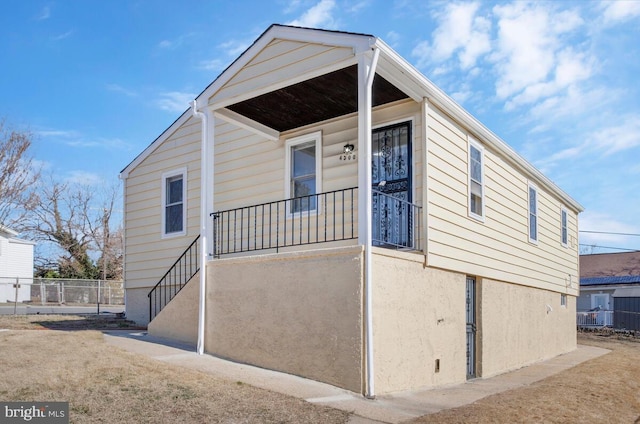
1,0,639,253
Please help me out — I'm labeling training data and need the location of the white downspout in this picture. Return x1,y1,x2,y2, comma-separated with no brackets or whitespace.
191,99,208,355
359,46,379,399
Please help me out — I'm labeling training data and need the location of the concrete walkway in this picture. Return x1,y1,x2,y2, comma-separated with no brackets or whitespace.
103,331,609,423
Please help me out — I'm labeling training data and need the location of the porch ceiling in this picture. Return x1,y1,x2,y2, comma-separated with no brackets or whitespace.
226,64,409,133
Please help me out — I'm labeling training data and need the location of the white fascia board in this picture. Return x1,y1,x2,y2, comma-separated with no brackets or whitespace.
199,25,374,110
215,108,279,141
119,109,192,179
0,225,19,237
8,237,36,246
374,39,584,213
272,25,375,53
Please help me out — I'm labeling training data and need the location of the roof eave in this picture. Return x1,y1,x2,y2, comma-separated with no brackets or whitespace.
374,39,584,214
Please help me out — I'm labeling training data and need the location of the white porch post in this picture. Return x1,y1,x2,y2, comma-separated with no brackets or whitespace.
358,47,379,399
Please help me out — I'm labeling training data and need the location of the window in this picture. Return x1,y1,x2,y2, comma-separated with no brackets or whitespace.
528,182,538,243
285,132,322,214
561,294,567,307
561,207,568,247
162,168,186,237
591,293,609,310
468,137,484,220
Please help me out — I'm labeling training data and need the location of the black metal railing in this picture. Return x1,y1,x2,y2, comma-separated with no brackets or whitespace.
372,189,422,250
148,235,200,322
212,187,358,257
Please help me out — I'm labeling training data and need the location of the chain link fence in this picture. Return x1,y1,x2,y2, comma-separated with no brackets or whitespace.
0,277,124,306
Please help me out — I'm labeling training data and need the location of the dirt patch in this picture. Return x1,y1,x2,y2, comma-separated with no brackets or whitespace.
410,332,640,423
0,329,349,423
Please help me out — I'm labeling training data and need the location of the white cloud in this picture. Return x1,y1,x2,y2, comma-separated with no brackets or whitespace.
287,0,337,29
219,39,252,58
197,59,225,72
579,211,640,251
36,6,51,21
533,111,640,172
65,170,104,186
491,3,583,100
106,83,137,97
527,85,608,124
37,129,81,139
384,30,401,47
66,137,129,150
346,0,370,14
588,114,640,155
157,33,195,50
156,91,195,113
412,2,491,70
283,0,303,14
37,129,131,151
601,0,640,25
52,30,73,41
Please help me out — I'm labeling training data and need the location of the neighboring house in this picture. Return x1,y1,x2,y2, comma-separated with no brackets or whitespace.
120,25,583,397
578,252,640,329
0,225,35,303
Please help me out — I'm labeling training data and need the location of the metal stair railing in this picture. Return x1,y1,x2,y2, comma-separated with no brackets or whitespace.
147,235,200,322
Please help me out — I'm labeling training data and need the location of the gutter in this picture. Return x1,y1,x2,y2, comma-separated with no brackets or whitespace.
191,99,208,356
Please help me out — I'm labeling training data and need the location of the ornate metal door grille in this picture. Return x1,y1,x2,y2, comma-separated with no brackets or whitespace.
466,276,477,379
372,121,412,247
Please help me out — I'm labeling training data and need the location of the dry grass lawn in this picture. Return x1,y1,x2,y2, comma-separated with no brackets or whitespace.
410,331,640,424
0,315,349,423
2,315,640,423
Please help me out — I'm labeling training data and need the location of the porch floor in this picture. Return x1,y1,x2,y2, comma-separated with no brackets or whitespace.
103,330,609,423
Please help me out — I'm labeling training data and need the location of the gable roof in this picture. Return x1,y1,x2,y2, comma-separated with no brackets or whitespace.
119,24,584,214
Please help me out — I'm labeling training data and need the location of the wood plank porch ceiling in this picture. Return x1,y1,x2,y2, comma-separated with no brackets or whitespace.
227,65,409,133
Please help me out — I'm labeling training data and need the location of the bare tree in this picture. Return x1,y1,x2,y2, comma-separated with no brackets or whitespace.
0,119,40,227
23,178,123,280
89,184,124,281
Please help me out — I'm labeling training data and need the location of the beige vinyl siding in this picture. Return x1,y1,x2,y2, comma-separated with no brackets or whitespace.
211,39,354,106
123,116,202,290
426,103,579,295
213,99,422,252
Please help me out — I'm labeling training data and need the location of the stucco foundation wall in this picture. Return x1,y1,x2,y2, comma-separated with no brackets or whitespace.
372,249,467,394
205,245,364,393
147,273,199,345
125,287,151,325
479,278,576,378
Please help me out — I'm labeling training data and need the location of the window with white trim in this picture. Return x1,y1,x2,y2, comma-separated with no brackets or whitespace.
285,132,322,215
561,293,567,307
528,182,538,243
162,168,186,237
561,207,568,247
468,137,484,220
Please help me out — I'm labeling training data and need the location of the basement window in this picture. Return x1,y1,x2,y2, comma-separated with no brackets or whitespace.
561,294,567,307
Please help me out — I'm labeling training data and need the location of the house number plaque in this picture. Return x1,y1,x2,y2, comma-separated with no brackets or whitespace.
339,153,357,161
